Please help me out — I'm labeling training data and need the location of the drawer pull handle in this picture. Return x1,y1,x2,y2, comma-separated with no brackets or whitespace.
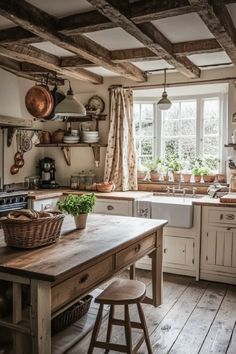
79,274,89,284
135,244,141,253
220,214,223,220
107,205,114,211
164,248,167,253
225,214,235,220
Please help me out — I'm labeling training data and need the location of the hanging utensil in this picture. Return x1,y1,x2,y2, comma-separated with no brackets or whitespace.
15,131,24,168
21,130,32,152
25,76,54,119
10,133,20,175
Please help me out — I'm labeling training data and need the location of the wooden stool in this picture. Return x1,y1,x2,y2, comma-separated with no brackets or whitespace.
88,279,153,354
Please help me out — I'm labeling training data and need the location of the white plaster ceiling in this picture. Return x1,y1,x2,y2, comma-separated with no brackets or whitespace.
0,15,15,29
86,66,120,77
31,41,76,57
227,3,236,27
27,0,93,18
84,28,144,50
152,13,214,43
132,60,174,71
187,52,232,68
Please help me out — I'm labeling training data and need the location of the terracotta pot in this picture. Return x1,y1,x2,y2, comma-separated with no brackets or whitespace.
74,214,88,229
52,129,64,143
203,175,215,183
173,172,181,182
194,175,201,183
182,173,192,183
137,171,146,180
40,131,51,144
150,171,160,182
215,174,226,183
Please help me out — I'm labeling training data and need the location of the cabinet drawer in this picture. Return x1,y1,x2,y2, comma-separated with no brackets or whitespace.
93,199,133,216
51,256,113,312
30,197,60,212
116,233,155,269
208,209,236,225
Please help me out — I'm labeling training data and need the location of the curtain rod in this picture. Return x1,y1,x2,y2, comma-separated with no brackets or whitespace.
123,76,236,90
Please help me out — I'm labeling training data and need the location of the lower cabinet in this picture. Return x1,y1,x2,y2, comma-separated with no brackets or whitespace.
201,206,236,284
93,198,133,216
136,205,201,279
28,197,60,212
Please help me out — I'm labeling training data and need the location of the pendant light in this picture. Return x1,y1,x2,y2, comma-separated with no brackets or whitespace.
54,79,86,117
157,69,172,110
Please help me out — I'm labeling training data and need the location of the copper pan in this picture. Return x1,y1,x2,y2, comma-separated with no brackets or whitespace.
25,84,54,119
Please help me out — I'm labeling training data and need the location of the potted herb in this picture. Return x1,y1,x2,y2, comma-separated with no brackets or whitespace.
192,165,202,183
137,164,147,181
168,159,182,182
145,158,161,182
200,167,215,183
181,161,192,183
57,193,96,229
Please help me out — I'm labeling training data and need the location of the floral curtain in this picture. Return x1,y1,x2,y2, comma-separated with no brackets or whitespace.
104,86,138,191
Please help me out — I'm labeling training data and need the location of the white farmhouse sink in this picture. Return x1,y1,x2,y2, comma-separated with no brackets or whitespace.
135,195,203,228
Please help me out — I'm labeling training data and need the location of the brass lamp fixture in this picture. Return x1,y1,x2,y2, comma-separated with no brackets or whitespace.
54,79,86,117
157,69,172,110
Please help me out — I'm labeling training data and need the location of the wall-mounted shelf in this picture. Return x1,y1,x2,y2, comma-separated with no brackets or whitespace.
224,143,236,150
66,114,106,130
36,143,107,166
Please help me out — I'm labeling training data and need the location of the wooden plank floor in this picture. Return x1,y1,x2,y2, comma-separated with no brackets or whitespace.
65,270,236,354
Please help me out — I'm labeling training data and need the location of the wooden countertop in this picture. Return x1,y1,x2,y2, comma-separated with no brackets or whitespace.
0,214,166,282
193,196,236,207
27,189,152,201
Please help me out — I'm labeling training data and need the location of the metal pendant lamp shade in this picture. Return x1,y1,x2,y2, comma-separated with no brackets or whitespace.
54,81,86,117
157,69,172,110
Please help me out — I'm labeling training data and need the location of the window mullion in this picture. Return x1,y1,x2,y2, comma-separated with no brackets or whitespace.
196,97,202,157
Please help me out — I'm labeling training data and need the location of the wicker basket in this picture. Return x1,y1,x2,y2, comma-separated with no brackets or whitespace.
52,295,92,334
2,211,65,249
96,183,114,193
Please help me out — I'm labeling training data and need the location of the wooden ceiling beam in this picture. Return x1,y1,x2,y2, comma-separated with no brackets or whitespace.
188,0,236,64
173,38,222,55
0,0,218,45
86,0,200,78
0,44,103,84
0,0,147,82
0,55,64,85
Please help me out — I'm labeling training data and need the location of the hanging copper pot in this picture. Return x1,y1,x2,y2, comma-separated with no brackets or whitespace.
25,84,54,119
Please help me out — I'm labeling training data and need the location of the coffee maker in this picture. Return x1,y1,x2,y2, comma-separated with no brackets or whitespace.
39,157,60,189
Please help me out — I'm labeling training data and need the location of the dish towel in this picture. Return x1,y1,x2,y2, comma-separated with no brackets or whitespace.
135,200,152,218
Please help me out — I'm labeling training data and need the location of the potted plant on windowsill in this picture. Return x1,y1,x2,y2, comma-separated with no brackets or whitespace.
192,165,202,183
168,159,183,183
145,158,162,182
57,193,96,229
200,167,215,183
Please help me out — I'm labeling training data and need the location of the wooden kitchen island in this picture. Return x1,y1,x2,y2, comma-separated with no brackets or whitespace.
0,214,167,354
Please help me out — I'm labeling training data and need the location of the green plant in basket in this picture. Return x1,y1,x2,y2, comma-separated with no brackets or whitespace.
57,194,96,229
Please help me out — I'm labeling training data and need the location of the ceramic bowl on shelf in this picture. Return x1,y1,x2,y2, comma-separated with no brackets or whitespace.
63,136,79,143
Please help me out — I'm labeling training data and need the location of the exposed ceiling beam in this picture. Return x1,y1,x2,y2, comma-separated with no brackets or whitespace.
0,0,197,45
86,0,201,78
173,38,222,55
61,39,223,68
0,44,103,84
0,55,64,84
0,0,146,83
188,0,236,64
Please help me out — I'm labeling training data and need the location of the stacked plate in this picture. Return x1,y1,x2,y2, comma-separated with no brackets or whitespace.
63,135,79,144
82,131,99,143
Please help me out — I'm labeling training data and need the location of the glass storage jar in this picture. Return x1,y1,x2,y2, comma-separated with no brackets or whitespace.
70,175,79,189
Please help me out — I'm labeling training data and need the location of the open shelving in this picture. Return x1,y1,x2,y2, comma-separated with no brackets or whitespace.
35,143,107,166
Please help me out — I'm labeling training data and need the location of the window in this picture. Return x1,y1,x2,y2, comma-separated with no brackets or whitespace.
134,94,225,172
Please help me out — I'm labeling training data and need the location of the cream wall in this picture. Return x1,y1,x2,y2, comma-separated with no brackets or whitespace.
0,66,236,187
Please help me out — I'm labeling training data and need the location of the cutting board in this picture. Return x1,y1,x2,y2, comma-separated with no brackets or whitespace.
220,193,236,203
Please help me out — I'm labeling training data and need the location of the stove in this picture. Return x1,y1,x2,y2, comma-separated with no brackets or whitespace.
0,190,28,216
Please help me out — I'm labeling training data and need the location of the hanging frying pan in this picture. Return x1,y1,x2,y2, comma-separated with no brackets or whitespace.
25,83,54,119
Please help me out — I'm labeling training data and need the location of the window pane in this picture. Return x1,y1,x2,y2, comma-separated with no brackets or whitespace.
161,100,197,163
141,104,153,120
141,121,153,137
140,139,153,156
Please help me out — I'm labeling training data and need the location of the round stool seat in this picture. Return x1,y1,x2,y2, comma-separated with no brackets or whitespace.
95,279,146,305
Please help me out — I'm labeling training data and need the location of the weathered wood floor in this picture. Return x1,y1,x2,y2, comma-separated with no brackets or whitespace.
64,270,236,354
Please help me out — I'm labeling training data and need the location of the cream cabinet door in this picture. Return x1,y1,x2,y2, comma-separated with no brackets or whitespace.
164,236,194,267
29,197,60,211
203,229,236,270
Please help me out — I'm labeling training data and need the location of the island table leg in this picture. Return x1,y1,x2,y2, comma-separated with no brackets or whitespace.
152,229,163,307
30,280,51,354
